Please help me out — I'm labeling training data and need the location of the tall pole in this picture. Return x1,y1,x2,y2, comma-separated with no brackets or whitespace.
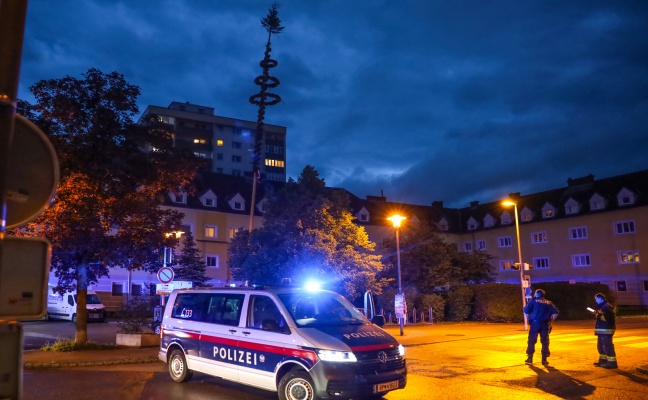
513,204,528,330
396,227,403,336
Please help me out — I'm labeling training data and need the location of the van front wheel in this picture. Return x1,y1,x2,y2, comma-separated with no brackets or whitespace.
279,370,315,400
168,349,193,382
71,313,76,324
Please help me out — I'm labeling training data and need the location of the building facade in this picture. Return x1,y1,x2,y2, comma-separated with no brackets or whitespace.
139,101,287,182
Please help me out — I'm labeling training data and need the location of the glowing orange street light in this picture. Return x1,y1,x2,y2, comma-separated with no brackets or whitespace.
387,214,406,336
502,200,528,330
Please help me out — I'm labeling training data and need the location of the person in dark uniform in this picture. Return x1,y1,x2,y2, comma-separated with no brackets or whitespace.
592,293,617,369
523,289,559,365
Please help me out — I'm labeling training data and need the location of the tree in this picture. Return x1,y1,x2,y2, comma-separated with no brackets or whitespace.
175,230,209,286
381,222,494,292
13,68,206,343
229,165,386,299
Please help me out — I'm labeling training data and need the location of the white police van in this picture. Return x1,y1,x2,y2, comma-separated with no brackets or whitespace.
159,286,407,400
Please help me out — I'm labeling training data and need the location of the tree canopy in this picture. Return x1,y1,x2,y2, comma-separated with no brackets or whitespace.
14,68,206,342
229,165,386,299
381,221,494,292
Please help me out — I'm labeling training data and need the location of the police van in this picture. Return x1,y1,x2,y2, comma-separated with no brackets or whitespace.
159,286,407,400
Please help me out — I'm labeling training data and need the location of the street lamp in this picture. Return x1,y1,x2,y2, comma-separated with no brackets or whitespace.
502,200,528,330
387,214,406,336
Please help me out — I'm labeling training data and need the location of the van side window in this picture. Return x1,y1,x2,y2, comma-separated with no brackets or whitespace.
171,293,244,326
247,295,288,333
67,295,74,307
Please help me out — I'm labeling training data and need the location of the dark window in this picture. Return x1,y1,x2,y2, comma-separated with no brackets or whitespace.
149,284,157,296
643,281,648,292
171,293,244,326
616,281,627,292
132,284,142,296
246,295,288,333
112,283,123,296
67,295,74,306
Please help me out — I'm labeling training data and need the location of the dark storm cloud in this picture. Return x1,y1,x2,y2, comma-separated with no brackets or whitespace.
18,1,648,207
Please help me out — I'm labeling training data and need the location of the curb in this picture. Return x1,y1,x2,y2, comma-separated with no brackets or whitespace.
24,357,160,369
637,365,648,375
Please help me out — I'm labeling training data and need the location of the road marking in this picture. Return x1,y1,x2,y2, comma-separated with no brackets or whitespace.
24,332,58,339
500,334,528,339
624,342,648,348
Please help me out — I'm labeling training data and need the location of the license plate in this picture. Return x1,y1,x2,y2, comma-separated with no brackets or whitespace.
89,313,100,318
374,380,399,393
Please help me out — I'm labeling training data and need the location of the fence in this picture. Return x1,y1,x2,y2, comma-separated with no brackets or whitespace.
383,307,434,325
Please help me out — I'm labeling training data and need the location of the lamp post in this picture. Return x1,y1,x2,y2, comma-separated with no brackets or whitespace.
502,200,528,330
387,214,406,336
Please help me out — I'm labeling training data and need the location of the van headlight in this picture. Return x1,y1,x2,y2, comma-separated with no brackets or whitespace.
318,350,357,363
398,344,405,357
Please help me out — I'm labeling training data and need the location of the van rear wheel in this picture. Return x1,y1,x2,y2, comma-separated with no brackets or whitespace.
279,370,315,400
71,313,76,323
168,349,193,382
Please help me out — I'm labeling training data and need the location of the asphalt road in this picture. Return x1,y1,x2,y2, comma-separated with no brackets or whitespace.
19,317,648,399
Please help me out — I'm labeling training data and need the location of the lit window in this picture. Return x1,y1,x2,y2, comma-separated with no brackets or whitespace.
217,139,224,146
569,227,588,240
229,227,242,239
500,260,515,271
531,232,547,244
264,159,285,168
205,225,217,239
614,220,636,235
498,236,512,248
618,250,640,264
572,254,591,267
193,138,207,144
522,213,532,221
533,257,550,269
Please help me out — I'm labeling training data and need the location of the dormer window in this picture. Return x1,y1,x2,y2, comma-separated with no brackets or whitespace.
542,203,555,219
520,207,533,222
467,217,478,230
589,193,606,211
170,192,187,204
617,188,636,207
437,218,449,231
501,211,512,225
199,190,217,208
564,198,580,215
228,193,246,211
483,214,495,228
357,207,370,223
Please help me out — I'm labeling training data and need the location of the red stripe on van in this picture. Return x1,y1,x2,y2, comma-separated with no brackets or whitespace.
234,338,319,366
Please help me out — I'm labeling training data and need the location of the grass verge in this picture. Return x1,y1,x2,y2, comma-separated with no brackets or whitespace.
41,339,118,352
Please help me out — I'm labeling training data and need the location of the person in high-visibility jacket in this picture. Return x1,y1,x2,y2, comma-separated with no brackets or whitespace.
592,293,617,369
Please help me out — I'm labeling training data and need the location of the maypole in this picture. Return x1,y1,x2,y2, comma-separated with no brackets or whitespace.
248,2,284,231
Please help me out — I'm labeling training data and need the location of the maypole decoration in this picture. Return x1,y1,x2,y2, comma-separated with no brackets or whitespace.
248,2,284,231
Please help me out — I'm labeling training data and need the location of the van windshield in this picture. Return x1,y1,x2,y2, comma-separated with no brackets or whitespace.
278,291,368,327
74,294,102,305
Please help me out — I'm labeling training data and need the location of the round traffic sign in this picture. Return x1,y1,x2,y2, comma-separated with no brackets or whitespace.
6,114,60,229
157,266,174,284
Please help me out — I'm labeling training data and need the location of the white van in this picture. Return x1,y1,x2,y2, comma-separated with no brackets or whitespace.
46,286,107,323
159,286,407,400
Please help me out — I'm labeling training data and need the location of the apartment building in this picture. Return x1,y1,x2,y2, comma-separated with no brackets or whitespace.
354,170,648,307
139,101,287,182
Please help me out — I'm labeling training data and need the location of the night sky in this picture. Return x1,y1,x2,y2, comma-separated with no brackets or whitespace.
17,1,648,207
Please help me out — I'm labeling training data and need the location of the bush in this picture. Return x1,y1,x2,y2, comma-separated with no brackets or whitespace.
116,296,158,334
415,293,446,322
471,283,523,322
445,286,474,321
529,282,614,320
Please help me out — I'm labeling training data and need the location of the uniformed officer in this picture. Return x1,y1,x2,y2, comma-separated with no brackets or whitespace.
523,289,559,365
592,293,617,369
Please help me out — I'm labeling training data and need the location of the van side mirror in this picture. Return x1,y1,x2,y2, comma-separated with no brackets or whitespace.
371,315,385,327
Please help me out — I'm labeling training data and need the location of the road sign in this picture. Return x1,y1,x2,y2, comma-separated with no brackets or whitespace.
157,266,174,284
395,294,406,319
6,114,59,229
156,283,173,295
